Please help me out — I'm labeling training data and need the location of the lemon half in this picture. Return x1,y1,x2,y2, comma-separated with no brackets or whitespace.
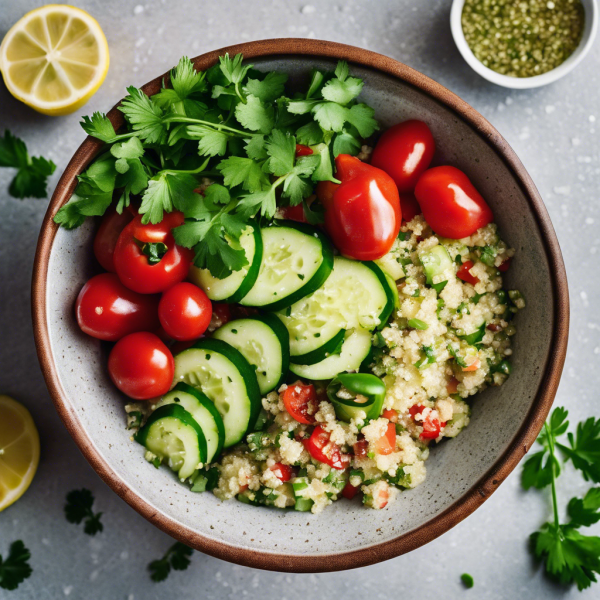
0,5,109,116
0,395,40,512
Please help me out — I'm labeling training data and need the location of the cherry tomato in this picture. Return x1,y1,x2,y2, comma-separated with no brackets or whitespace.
158,282,212,341
304,425,350,470
457,260,479,285
399,192,421,223
76,273,159,341
414,166,493,239
114,211,194,294
371,120,436,192
93,207,135,272
409,405,445,440
353,438,369,458
341,481,360,500
278,203,307,223
270,463,295,482
211,303,231,328
316,154,401,261
295,144,313,157
108,332,174,400
382,408,398,423
282,382,318,424
375,422,397,455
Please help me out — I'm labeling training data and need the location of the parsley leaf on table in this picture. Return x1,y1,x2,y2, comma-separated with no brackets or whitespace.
64,488,104,536
568,488,600,528
148,542,193,582
0,541,32,591
0,130,56,199
557,417,600,483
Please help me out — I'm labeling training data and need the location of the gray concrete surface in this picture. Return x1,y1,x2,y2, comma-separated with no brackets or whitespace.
0,0,599,598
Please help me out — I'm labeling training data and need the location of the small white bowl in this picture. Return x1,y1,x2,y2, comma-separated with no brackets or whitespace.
451,0,598,88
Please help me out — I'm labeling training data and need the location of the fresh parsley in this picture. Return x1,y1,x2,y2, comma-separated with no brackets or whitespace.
54,54,375,278
64,488,104,535
522,407,600,590
148,542,193,582
0,130,56,199
460,573,474,589
0,541,32,591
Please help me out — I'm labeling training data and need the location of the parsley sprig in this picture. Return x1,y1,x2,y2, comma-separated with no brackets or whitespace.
148,542,193,582
0,541,32,591
54,54,377,278
64,488,104,536
0,130,56,199
522,407,600,590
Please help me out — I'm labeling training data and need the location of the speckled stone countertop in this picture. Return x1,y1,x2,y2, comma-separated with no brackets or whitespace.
1,1,599,598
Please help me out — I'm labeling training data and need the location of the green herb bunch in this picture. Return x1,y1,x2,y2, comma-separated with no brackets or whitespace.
54,54,378,278
522,407,600,590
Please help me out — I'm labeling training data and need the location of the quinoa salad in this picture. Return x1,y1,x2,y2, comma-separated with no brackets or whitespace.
60,54,524,514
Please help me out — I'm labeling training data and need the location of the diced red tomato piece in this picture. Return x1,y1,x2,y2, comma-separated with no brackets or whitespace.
498,258,511,272
211,303,231,327
375,423,397,455
282,382,319,424
270,463,294,482
295,144,313,157
457,261,479,285
304,425,350,470
382,409,398,423
409,405,445,440
278,203,306,223
353,438,369,458
341,481,360,500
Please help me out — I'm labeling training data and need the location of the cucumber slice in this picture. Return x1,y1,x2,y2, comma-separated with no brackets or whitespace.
291,327,346,365
135,404,207,480
289,328,373,381
278,256,392,359
212,315,290,395
173,339,261,447
188,224,262,303
240,221,333,311
155,383,225,462
419,245,453,284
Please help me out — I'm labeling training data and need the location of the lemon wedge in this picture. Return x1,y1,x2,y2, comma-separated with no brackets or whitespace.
0,5,109,116
0,395,40,512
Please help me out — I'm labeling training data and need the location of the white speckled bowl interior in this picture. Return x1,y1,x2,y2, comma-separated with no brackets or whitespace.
35,42,568,572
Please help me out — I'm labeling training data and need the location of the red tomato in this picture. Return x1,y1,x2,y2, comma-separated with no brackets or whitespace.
371,120,436,192
93,207,135,272
399,193,421,223
341,481,359,500
295,144,313,157
498,258,511,272
108,332,174,400
353,438,369,458
278,204,307,223
282,382,318,424
382,409,398,423
457,260,479,285
414,166,493,239
375,423,397,456
76,273,159,341
211,303,231,327
113,211,194,294
316,154,401,261
158,282,212,341
409,405,445,440
462,357,481,372
304,425,350,470
270,463,295,482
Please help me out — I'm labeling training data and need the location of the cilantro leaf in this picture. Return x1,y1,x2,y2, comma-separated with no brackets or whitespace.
265,129,295,176
321,74,363,105
148,542,193,583
282,155,321,205
346,103,379,138
64,489,103,536
80,112,118,142
245,135,267,160
243,71,288,103
169,56,206,100
333,129,362,156
219,53,252,85
296,121,324,146
119,86,165,144
568,488,600,528
53,178,113,229
313,102,348,133
140,172,198,224
235,95,275,134
335,60,350,82
0,541,32,591
532,523,600,591
217,156,269,192
186,125,229,157
558,417,600,483
238,186,277,219
0,130,56,199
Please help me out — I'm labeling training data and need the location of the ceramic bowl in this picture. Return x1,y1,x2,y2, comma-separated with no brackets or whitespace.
450,0,598,89
32,39,569,572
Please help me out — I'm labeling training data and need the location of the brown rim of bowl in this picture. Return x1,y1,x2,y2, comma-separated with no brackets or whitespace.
31,38,569,573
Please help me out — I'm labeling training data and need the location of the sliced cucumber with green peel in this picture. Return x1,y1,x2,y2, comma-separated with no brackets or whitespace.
155,383,225,462
289,328,373,381
135,404,207,480
240,221,333,311
173,339,261,447
188,224,262,303
212,314,289,395
278,256,393,359
419,245,453,284
291,327,346,366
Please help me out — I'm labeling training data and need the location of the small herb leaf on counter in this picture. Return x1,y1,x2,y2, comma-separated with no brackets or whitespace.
148,542,193,582
64,488,104,536
0,541,32,591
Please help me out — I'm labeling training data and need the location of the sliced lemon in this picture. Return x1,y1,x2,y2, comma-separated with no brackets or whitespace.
0,5,109,116
0,395,40,512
